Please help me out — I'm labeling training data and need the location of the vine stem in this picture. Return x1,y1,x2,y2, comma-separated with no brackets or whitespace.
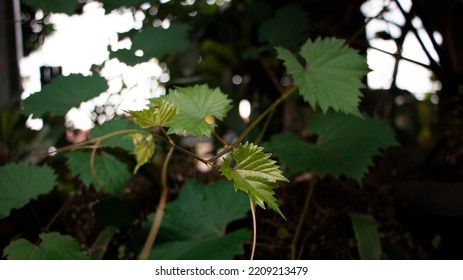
138,145,174,260
249,197,257,260
232,86,297,148
290,176,317,260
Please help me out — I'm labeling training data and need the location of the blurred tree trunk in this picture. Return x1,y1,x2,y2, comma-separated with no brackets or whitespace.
0,0,22,110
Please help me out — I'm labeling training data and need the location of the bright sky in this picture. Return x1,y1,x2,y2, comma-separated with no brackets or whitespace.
361,0,442,98
22,0,441,130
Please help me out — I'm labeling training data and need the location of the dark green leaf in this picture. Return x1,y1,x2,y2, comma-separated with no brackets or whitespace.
3,232,88,260
220,142,288,219
22,0,78,15
264,111,397,182
148,180,251,260
109,49,146,66
23,74,108,117
163,84,232,137
259,4,309,50
0,163,57,219
111,24,189,65
90,119,141,151
65,151,131,194
349,213,382,260
276,38,369,116
101,0,144,13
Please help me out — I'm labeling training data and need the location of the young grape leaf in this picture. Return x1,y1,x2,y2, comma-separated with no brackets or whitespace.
22,0,78,15
0,163,57,219
259,3,309,50
3,232,88,260
263,111,397,182
110,24,189,65
220,142,288,219
65,151,131,195
163,85,232,137
129,99,178,128
90,119,141,151
148,180,251,260
349,213,382,260
130,133,155,174
23,74,107,117
276,37,369,116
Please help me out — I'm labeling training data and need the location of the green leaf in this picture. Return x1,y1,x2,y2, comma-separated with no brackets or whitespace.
0,163,57,219
22,0,78,15
65,151,131,194
3,232,88,260
349,213,382,260
163,84,232,137
111,24,189,65
129,99,178,128
220,142,288,219
101,0,144,12
259,4,309,50
109,49,147,66
264,111,397,181
276,38,369,116
23,74,108,117
90,119,141,151
131,133,155,173
149,180,251,260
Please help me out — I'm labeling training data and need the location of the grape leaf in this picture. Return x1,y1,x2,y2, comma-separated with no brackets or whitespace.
130,133,155,174
0,163,57,219
111,24,189,65
350,213,382,260
22,0,78,15
129,99,177,128
148,180,251,260
259,4,309,50
65,151,131,194
163,85,232,137
23,74,107,117
276,37,369,116
220,142,288,219
90,119,141,151
3,232,88,260
263,111,397,181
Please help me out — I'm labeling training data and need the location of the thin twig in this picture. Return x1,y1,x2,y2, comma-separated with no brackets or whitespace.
249,197,257,260
213,131,228,146
89,140,104,186
42,197,74,232
255,107,276,145
232,87,297,147
290,176,317,260
138,145,174,260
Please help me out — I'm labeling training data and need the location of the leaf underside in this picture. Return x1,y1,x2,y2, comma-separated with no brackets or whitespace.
220,142,288,219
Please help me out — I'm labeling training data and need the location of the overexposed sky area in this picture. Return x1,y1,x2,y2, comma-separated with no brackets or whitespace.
22,0,441,130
